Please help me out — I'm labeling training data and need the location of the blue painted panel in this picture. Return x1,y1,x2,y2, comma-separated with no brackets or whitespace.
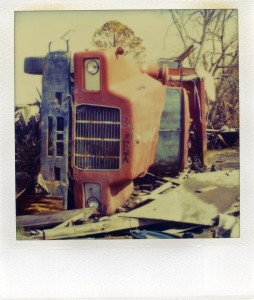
40,51,71,208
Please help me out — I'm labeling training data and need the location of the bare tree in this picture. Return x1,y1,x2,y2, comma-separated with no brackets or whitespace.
169,9,239,129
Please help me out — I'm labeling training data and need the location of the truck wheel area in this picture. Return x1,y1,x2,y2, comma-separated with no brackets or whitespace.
24,57,45,75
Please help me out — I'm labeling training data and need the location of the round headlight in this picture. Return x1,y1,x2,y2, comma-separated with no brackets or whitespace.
87,197,100,209
86,60,99,75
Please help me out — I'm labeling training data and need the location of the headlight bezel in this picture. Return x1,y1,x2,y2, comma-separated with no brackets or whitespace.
87,196,100,209
86,59,100,75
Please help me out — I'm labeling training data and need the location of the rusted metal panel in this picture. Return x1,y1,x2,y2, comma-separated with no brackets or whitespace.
124,170,239,226
199,78,208,165
16,208,95,229
39,51,71,209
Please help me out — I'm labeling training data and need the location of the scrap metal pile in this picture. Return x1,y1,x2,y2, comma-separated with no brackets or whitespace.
17,167,240,240
207,126,239,150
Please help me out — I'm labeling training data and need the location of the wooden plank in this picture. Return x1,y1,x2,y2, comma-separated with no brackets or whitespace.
134,181,173,204
24,199,64,204
18,194,64,200
31,216,162,240
16,208,95,229
55,208,95,228
163,177,181,185
147,171,182,185
16,194,65,215
16,187,28,199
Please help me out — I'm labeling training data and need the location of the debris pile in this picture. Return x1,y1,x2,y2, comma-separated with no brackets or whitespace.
207,126,239,150
17,170,240,240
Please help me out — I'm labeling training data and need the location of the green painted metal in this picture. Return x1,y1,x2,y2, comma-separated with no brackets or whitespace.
151,88,182,172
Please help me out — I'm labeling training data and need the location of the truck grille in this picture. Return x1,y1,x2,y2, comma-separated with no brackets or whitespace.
75,105,121,170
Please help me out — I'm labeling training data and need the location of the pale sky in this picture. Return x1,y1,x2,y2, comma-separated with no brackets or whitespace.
15,10,181,104
15,9,238,105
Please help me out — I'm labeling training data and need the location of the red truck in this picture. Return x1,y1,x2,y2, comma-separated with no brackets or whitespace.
23,46,207,215
72,48,165,214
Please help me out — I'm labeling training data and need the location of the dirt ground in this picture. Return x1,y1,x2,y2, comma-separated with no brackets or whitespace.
207,148,239,171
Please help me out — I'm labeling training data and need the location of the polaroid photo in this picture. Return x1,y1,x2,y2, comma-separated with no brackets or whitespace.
14,9,240,240
1,1,254,299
